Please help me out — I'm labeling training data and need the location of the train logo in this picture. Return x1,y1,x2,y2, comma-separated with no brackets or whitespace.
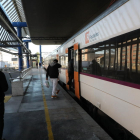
85,31,99,44
85,31,89,44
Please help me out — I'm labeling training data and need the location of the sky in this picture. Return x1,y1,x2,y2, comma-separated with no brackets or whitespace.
28,43,60,54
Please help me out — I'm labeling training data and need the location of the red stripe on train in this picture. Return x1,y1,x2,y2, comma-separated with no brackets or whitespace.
80,72,140,90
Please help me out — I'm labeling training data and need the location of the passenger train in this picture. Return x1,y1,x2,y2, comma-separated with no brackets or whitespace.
44,0,140,139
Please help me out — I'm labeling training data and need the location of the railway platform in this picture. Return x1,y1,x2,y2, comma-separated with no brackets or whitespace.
3,68,112,140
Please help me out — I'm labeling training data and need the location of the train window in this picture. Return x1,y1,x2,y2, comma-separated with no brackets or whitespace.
74,50,79,71
121,47,126,70
95,50,104,76
127,40,131,43
65,54,68,68
81,48,104,75
81,48,92,53
82,49,86,53
118,48,121,70
127,46,131,70
80,32,140,85
59,55,66,69
138,44,140,73
59,56,61,64
99,45,105,47
132,44,137,72
110,49,115,70
105,49,109,70
81,52,95,74
133,38,137,41
115,48,117,70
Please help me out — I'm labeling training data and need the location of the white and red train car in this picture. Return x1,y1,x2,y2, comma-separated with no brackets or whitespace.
44,0,140,139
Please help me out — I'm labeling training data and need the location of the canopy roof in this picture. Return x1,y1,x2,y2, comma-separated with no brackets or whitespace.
22,0,114,45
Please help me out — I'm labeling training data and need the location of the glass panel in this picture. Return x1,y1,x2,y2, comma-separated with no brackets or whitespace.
132,44,137,72
60,56,66,68
81,52,95,74
133,38,137,41
110,49,115,69
105,49,109,70
118,48,121,70
115,48,118,70
127,46,131,70
74,50,79,71
127,40,131,43
138,44,140,73
65,54,68,68
99,45,105,48
94,50,104,75
121,47,126,70
82,48,94,53
81,48,104,76
59,56,61,64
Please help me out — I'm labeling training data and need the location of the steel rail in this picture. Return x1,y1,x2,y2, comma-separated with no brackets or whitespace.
0,47,18,55
0,11,31,54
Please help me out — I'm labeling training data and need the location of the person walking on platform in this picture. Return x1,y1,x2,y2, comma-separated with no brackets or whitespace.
36,62,38,69
46,59,61,98
39,62,41,68
0,71,8,140
67,59,74,88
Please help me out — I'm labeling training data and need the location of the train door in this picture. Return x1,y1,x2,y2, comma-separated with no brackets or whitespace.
67,47,74,92
66,43,80,99
73,43,80,99
32,61,36,68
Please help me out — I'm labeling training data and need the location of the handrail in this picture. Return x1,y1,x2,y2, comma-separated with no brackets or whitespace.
19,67,32,79
9,67,32,81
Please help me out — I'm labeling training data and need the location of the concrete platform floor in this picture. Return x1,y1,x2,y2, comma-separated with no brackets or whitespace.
3,68,112,140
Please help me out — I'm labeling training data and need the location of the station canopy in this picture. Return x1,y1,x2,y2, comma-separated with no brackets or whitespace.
0,0,29,38
1,0,118,45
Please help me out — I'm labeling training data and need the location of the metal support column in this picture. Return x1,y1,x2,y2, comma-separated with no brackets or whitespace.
25,42,30,68
40,45,42,66
17,27,23,71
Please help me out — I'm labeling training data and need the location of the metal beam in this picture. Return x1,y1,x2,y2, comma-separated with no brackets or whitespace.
23,40,31,42
12,22,27,27
12,0,27,35
0,10,31,53
0,40,19,43
0,48,17,55
0,45,22,47
31,37,68,40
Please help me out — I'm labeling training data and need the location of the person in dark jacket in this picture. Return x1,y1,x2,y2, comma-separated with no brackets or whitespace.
67,59,74,87
46,59,61,98
0,71,8,140
39,62,41,68
36,62,38,69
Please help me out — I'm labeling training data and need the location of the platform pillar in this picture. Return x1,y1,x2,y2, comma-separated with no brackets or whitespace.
17,27,23,71
25,42,30,68
40,45,42,66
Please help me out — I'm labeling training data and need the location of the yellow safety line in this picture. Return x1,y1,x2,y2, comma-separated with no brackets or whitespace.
4,95,11,103
40,75,54,140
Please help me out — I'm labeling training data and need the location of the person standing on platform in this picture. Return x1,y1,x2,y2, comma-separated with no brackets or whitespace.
0,71,8,140
39,62,41,68
36,62,38,69
67,59,74,88
46,59,61,98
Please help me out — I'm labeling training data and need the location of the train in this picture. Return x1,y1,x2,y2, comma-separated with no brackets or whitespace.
44,0,140,139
